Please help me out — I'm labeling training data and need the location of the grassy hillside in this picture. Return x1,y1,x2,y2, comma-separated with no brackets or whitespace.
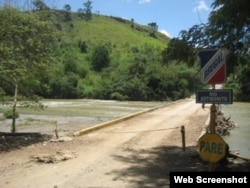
34,10,202,101
53,11,170,70
1,8,201,101
58,13,169,50
41,11,181,100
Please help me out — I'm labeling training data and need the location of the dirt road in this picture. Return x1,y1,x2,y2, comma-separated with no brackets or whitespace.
0,98,210,188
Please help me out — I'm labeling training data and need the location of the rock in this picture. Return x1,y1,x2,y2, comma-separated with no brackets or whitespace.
31,151,76,163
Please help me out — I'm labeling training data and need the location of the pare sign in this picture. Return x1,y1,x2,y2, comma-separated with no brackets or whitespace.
197,133,228,163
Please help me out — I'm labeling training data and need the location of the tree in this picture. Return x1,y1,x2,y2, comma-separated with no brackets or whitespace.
208,0,250,54
148,22,158,38
148,22,158,31
83,0,92,21
162,38,196,67
63,4,71,12
180,0,250,57
32,0,49,10
48,73,79,99
77,8,84,19
78,39,88,53
64,56,77,73
178,0,250,101
179,24,211,48
63,4,72,21
131,18,134,28
0,6,58,132
91,45,110,72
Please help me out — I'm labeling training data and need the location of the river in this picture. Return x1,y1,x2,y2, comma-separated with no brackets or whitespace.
1,99,249,159
221,102,250,159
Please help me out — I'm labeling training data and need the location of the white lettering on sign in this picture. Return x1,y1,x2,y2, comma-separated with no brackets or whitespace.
209,92,217,97
204,53,223,81
196,89,232,104
201,49,227,83
200,96,228,102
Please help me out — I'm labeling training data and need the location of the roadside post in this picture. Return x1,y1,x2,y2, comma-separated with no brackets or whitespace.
209,103,216,134
196,48,232,171
180,125,185,152
196,88,233,133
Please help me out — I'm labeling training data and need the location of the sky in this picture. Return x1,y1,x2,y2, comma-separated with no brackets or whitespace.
18,0,214,38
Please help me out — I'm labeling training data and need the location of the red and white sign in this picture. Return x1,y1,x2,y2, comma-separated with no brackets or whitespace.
199,49,228,84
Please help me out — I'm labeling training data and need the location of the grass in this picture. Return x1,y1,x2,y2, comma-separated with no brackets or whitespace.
71,15,168,49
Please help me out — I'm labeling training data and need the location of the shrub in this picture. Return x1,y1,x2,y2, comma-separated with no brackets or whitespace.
3,108,19,119
111,92,128,101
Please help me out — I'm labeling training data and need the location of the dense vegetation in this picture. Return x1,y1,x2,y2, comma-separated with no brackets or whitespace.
176,0,250,101
1,0,249,133
0,2,204,104
1,0,249,103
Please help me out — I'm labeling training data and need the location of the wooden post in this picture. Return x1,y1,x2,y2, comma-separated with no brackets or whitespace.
209,84,216,134
55,121,58,139
209,104,216,134
208,84,216,171
208,162,216,172
181,125,186,152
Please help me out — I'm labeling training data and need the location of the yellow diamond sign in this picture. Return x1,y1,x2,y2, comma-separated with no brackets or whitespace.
197,133,228,163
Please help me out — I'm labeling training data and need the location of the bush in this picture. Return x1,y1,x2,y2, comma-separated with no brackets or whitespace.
3,108,19,119
111,92,128,101
91,45,110,72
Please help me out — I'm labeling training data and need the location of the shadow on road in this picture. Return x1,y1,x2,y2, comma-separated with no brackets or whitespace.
108,144,250,187
108,146,207,187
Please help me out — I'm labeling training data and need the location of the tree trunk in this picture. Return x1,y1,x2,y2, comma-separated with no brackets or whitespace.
11,78,18,133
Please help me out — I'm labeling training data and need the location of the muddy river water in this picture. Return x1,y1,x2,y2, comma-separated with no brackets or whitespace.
221,102,250,159
1,99,249,160
0,99,167,134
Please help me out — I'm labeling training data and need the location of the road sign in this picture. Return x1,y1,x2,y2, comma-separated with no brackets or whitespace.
199,49,228,84
196,89,233,104
197,133,228,163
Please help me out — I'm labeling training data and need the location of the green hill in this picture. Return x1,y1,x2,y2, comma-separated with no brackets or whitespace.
35,10,201,101
53,12,170,68
57,12,169,48
0,8,201,102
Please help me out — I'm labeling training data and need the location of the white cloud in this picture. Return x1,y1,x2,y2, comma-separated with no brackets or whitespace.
159,29,172,38
138,0,151,4
193,0,210,12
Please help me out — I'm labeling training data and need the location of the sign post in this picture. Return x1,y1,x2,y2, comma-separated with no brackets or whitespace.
198,48,231,134
197,48,232,171
209,104,216,134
